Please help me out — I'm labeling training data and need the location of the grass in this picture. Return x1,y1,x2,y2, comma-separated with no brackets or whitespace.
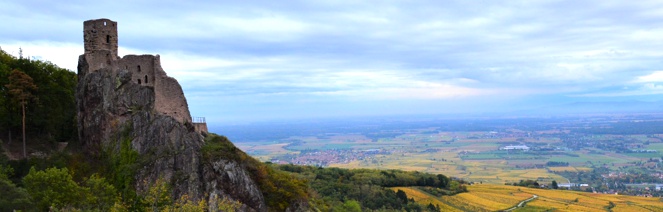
623,153,662,158
646,143,663,152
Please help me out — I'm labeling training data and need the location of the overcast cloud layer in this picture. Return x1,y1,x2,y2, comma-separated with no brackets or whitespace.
2,0,663,124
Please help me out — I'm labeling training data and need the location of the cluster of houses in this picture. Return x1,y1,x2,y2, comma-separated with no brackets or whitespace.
556,183,590,189
271,148,389,167
499,145,530,151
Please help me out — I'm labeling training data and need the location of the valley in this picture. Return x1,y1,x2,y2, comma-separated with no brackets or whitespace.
227,113,663,196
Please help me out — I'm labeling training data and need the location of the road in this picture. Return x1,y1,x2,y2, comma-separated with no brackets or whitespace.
504,194,538,212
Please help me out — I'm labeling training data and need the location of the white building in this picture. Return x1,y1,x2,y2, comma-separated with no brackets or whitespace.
500,145,530,151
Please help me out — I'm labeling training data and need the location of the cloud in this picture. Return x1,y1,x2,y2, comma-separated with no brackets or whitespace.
0,41,81,71
633,71,663,83
573,71,663,97
5,1,663,122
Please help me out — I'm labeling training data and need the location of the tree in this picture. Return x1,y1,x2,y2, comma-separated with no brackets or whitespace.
0,176,33,211
551,180,559,189
396,189,409,204
22,167,83,210
427,203,436,211
333,200,361,212
83,173,118,211
0,56,13,144
0,165,33,211
5,69,37,158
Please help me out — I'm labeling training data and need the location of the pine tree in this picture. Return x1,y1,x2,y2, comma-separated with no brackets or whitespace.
5,69,37,158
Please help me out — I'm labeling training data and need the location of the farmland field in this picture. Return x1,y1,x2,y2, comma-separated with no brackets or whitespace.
396,184,663,212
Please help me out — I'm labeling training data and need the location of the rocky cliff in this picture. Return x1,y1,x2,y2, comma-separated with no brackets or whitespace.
76,57,275,210
75,19,282,211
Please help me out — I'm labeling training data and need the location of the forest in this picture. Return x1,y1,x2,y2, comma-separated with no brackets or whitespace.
0,48,78,157
274,164,466,211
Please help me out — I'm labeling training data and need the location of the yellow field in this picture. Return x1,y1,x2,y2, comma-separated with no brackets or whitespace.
396,184,663,212
573,167,593,172
236,143,292,161
548,167,580,172
390,187,461,212
393,185,531,212
331,150,571,185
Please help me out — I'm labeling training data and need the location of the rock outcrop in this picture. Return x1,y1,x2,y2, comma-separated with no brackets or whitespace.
76,18,277,211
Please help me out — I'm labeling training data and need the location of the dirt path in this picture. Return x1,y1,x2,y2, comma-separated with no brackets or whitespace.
1,141,21,160
504,194,538,211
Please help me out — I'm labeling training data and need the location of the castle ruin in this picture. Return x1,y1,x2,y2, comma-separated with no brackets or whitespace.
81,18,206,133
76,19,297,211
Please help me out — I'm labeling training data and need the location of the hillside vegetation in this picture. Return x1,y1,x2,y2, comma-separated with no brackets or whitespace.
274,163,468,211
0,48,77,158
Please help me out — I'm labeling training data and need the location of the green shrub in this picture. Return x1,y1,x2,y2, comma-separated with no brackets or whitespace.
83,173,118,211
99,125,140,210
0,172,33,211
202,134,244,161
23,167,83,210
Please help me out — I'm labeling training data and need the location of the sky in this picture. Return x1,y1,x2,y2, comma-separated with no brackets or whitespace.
2,0,663,125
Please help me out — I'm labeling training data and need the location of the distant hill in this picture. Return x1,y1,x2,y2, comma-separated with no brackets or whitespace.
516,100,663,116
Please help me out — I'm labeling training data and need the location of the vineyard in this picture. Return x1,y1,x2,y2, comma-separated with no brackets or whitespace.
396,184,663,211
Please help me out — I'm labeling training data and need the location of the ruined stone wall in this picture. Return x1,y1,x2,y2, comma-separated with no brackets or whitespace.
118,55,156,87
193,123,208,134
152,56,191,123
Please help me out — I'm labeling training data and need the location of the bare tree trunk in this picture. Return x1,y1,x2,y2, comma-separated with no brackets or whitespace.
22,103,26,159
7,129,11,144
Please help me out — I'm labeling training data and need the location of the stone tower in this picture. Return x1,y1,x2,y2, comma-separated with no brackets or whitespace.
84,19,118,56
82,19,119,72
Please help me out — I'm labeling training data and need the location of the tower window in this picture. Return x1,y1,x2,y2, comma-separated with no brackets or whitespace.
138,79,141,84
104,21,107,26
145,75,148,84
106,35,110,43
137,65,141,72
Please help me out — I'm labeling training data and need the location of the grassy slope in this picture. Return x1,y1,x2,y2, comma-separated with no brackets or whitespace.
396,184,663,212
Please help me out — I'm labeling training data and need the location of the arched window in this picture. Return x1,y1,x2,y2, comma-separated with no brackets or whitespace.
145,75,148,84
137,65,141,72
